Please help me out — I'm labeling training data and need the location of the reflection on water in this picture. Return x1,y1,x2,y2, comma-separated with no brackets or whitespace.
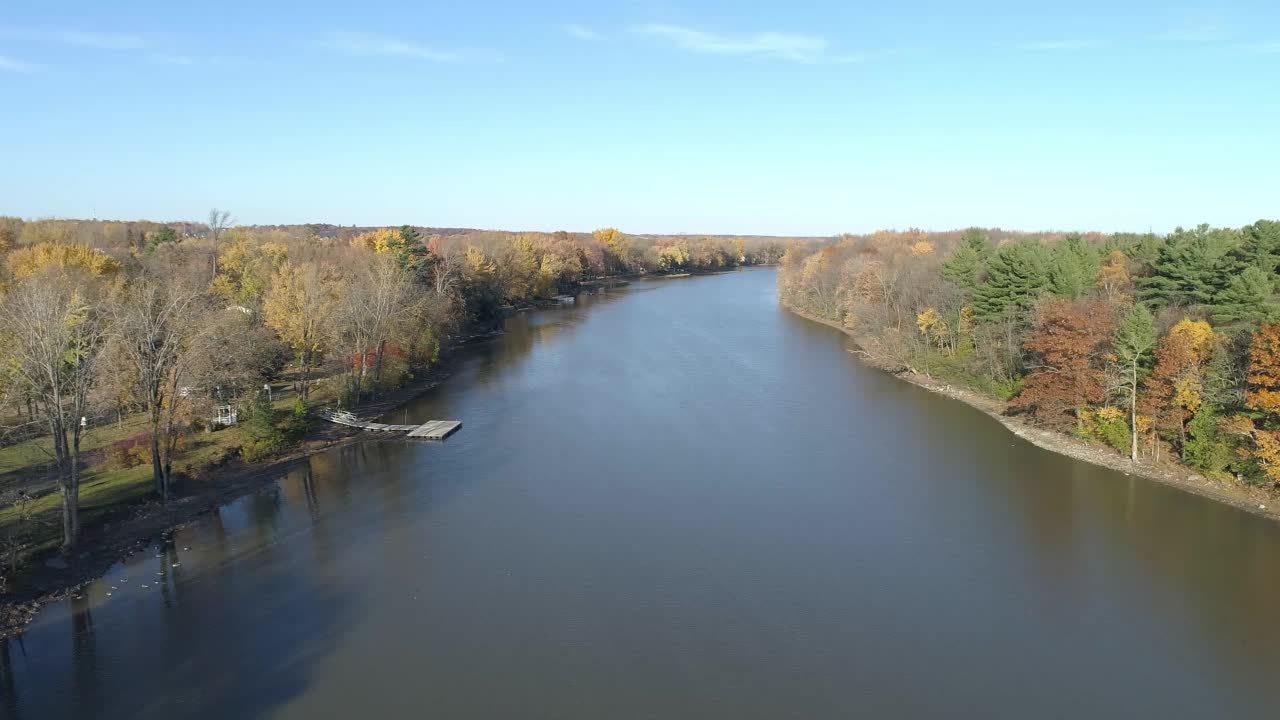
6,269,1280,719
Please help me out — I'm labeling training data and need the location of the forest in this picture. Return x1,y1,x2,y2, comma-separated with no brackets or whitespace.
779,221,1280,489
0,214,786,577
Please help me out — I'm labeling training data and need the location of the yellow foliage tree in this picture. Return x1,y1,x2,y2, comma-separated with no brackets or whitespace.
592,228,630,272
6,242,121,279
350,228,400,254
916,307,941,337
909,240,936,257
916,307,949,351
657,244,690,272
264,262,341,397
1096,250,1131,302
464,246,496,286
212,231,288,306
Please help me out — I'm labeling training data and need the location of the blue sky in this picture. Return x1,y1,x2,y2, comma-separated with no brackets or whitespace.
1,1,1277,235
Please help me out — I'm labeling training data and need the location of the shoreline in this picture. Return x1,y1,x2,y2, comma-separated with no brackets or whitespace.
0,272,673,634
0,348,467,638
783,305,1280,524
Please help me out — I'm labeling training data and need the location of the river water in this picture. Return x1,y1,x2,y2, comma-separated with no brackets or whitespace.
5,268,1280,719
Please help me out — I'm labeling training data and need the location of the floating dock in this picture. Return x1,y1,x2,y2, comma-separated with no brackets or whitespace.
319,410,462,440
406,420,464,439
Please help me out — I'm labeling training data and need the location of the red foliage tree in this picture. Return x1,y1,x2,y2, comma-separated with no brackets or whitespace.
1010,299,1117,429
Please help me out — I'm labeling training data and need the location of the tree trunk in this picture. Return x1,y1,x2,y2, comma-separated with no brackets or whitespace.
68,425,83,546
1129,362,1139,462
149,402,164,498
60,483,75,550
373,339,387,397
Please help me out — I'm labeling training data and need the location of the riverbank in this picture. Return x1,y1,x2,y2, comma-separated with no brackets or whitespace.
784,305,1280,524
0,348,467,638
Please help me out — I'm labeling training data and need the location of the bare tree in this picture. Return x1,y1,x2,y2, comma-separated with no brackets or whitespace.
332,255,421,404
0,276,107,548
208,208,233,281
431,244,464,300
106,275,205,499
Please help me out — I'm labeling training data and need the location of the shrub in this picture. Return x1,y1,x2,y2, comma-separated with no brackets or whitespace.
277,397,311,440
1080,407,1130,453
239,394,309,462
126,443,152,467
105,433,152,470
1184,407,1234,475
241,437,283,463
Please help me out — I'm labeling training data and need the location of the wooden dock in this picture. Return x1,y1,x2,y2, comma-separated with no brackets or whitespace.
319,410,462,440
406,420,463,439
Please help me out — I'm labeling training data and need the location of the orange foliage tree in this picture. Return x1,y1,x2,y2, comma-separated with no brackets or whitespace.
1142,319,1218,455
1010,299,1117,429
1245,322,1280,482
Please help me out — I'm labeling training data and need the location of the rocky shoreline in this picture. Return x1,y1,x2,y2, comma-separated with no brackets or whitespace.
785,306,1280,524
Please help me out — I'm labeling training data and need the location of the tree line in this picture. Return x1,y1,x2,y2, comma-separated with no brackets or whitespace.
0,214,788,552
779,221,1280,486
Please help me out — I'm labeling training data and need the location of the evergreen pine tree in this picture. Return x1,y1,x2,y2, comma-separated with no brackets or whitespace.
973,240,1051,319
1048,234,1101,299
1212,265,1279,326
1136,224,1240,308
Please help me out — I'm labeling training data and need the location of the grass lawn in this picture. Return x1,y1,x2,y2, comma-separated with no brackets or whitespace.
0,382,304,555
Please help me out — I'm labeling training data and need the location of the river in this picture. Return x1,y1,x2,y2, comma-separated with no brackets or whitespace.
5,268,1280,719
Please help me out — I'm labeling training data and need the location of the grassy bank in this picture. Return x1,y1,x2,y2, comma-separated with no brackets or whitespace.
0,370,457,637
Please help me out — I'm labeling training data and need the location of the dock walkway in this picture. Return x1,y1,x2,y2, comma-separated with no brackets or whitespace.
319,410,462,440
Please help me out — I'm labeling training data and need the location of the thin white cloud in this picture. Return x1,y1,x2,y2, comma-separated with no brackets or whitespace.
635,23,829,63
146,53,245,67
0,54,38,72
563,23,600,41
55,29,147,50
320,31,472,61
1019,39,1094,51
0,27,149,50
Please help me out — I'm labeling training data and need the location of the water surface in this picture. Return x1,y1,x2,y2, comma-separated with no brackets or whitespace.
6,268,1280,718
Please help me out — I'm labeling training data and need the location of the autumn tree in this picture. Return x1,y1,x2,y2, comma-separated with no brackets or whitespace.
1142,319,1218,458
208,208,233,281
332,254,422,403
106,275,206,499
1010,299,1116,429
0,217,19,253
0,275,108,548
6,243,121,279
1245,322,1280,482
211,231,289,308
593,228,631,273
264,261,341,398
1096,250,1132,303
